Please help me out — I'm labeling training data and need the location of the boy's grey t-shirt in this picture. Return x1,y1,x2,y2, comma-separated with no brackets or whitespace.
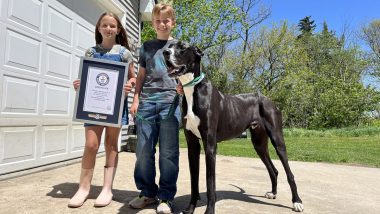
139,39,178,103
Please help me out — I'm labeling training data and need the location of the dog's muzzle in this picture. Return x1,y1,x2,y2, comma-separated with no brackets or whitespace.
163,49,188,78
165,59,186,78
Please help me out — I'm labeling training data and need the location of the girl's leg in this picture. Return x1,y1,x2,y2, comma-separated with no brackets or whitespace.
69,126,104,208
94,126,121,207
82,126,104,168
103,126,120,167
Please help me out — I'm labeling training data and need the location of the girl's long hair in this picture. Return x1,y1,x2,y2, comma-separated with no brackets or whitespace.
95,12,130,50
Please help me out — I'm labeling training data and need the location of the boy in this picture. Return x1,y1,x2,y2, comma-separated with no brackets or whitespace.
129,3,181,214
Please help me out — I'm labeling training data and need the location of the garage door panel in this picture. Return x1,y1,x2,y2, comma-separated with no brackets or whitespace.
0,127,37,164
2,75,38,114
41,126,68,157
0,0,3,18
47,6,72,45
71,125,85,151
76,23,94,53
72,55,81,80
5,29,41,73
8,0,42,32
43,83,70,115
46,45,71,80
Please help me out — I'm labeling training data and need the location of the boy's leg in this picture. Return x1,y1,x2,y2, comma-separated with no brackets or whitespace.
134,102,159,198
157,104,180,201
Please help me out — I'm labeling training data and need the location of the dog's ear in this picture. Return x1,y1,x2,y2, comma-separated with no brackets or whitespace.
193,46,204,58
178,40,185,47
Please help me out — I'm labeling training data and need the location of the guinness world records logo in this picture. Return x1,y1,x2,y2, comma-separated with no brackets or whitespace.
96,73,109,86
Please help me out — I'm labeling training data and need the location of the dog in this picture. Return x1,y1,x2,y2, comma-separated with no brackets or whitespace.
163,41,304,214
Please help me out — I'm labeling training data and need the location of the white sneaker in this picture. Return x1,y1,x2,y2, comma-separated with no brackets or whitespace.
129,195,157,209
156,200,172,214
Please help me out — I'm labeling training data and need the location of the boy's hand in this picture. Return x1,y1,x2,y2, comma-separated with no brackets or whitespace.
130,100,139,116
73,79,80,91
176,83,184,95
124,81,135,94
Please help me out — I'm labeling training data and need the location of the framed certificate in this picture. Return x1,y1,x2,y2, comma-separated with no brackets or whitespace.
73,57,128,127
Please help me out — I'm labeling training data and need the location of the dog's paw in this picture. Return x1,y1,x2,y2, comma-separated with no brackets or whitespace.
293,202,304,212
265,192,276,199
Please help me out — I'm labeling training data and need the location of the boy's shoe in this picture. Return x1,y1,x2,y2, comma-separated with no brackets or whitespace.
156,200,173,214
129,195,157,209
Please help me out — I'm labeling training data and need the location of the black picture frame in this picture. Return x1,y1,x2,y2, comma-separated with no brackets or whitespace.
73,57,128,127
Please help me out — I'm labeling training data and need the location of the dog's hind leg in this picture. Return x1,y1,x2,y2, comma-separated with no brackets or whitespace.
261,104,304,212
249,124,279,199
182,130,201,214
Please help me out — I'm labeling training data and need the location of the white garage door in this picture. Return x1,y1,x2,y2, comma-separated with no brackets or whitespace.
0,0,112,175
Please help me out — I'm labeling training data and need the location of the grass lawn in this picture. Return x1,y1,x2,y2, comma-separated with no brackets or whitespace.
178,128,380,168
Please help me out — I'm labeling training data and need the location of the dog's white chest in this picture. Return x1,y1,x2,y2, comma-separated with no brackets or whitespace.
185,111,201,139
183,87,201,139
179,74,201,139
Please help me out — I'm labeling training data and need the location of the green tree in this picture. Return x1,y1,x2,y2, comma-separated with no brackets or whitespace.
171,0,270,92
218,22,299,95
285,21,380,128
172,0,241,51
361,19,380,79
361,20,380,59
297,16,316,38
249,22,297,94
140,22,156,43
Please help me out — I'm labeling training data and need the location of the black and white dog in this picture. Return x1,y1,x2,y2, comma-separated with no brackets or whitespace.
163,41,303,214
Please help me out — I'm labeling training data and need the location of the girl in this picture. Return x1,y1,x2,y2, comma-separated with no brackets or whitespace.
68,12,136,208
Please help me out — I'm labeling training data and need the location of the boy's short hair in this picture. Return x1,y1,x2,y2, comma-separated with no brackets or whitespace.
152,3,176,20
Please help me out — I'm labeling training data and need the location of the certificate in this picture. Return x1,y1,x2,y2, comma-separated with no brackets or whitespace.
73,57,128,127
83,67,119,114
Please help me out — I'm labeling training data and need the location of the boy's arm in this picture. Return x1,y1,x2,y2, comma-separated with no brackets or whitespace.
130,66,146,115
123,63,136,94
133,66,145,99
128,63,136,85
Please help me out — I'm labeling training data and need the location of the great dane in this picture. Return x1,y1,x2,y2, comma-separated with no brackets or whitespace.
163,41,304,214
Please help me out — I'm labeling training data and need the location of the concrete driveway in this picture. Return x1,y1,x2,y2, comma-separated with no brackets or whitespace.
0,149,379,214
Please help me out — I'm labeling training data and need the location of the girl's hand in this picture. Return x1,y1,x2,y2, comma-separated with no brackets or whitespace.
123,81,133,94
130,100,139,116
73,79,80,91
176,83,184,95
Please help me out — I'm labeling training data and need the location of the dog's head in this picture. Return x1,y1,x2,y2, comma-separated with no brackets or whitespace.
163,41,203,78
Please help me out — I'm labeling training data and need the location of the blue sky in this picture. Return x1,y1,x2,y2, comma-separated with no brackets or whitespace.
262,0,379,35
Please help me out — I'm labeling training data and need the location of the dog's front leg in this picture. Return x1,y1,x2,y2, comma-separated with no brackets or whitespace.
182,130,201,214
203,134,217,214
